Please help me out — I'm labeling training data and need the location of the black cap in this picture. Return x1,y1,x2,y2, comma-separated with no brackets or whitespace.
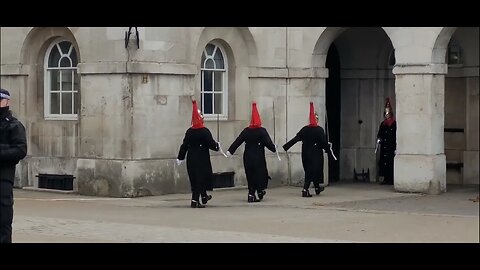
0,88,11,100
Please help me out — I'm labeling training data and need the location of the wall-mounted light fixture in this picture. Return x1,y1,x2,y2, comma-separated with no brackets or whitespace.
125,27,140,49
447,39,462,65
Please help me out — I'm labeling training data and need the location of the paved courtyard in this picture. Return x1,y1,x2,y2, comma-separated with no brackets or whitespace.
11,183,479,243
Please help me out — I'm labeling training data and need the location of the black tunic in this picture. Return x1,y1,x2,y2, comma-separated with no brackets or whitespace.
0,110,27,183
377,121,396,182
178,127,219,191
283,126,329,184
0,109,27,243
227,127,276,191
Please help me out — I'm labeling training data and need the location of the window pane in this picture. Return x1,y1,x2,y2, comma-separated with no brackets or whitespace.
73,72,80,90
61,70,73,91
214,93,222,114
205,44,215,56
51,93,60,114
70,48,78,67
205,59,214,69
201,52,206,68
59,41,71,55
48,46,61,67
50,70,60,91
214,72,223,92
62,92,72,114
214,48,224,69
74,92,79,114
202,70,212,91
203,93,213,114
60,57,72,68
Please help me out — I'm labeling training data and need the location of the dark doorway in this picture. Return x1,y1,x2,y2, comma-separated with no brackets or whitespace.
326,43,341,182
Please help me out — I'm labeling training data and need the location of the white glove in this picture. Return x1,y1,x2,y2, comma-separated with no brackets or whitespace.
226,151,232,158
176,159,184,165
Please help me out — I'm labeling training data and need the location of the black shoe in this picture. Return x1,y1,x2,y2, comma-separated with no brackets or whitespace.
315,187,324,195
302,190,312,197
248,195,260,203
201,195,212,204
258,190,266,201
191,200,205,208
381,181,393,185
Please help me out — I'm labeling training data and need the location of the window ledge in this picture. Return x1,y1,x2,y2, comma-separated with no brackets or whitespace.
204,116,228,121
448,64,464,68
44,116,78,121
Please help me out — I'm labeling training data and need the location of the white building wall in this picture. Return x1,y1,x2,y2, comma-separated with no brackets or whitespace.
1,27,477,196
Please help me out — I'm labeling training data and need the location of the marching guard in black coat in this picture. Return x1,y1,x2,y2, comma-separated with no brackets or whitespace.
283,102,330,197
227,102,277,203
177,100,220,208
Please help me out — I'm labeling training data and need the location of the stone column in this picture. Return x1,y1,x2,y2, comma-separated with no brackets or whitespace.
464,71,479,184
392,64,447,194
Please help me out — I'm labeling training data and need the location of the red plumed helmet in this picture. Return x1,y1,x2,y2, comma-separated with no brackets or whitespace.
249,102,262,128
383,97,395,126
191,100,205,129
308,102,318,127
384,97,393,116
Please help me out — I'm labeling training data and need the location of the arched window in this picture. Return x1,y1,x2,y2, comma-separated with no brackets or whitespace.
201,42,228,119
44,39,79,119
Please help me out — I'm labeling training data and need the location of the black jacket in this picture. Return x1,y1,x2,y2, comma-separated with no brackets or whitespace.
178,127,219,191
227,127,276,190
283,126,329,182
0,110,27,183
377,120,396,168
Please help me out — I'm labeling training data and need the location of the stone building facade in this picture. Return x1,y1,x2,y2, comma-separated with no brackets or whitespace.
1,27,478,197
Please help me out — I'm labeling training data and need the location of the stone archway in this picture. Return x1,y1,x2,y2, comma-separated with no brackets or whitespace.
438,27,480,185
314,27,396,183
19,27,81,188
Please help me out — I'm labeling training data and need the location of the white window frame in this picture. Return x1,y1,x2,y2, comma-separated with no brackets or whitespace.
44,38,79,120
200,42,228,121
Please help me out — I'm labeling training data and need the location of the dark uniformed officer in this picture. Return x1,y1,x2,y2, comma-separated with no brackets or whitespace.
376,98,397,185
0,88,27,243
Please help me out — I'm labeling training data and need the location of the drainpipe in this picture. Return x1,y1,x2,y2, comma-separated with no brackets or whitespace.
285,27,291,185
125,28,134,160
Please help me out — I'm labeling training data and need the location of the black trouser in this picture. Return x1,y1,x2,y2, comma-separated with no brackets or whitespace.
303,179,321,190
248,180,263,196
381,155,395,183
385,162,394,183
245,167,264,197
245,173,255,196
191,190,209,202
0,180,13,244
190,179,208,202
